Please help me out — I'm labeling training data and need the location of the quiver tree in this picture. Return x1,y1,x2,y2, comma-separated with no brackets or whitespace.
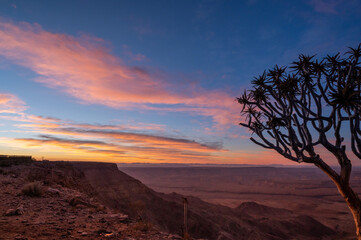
237,44,361,239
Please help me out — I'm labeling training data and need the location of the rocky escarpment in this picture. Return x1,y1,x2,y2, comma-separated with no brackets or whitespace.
71,162,339,240
0,160,342,240
0,160,183,240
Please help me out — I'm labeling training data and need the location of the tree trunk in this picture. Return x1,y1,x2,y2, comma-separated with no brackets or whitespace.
336,181,361,240
314,159,361,239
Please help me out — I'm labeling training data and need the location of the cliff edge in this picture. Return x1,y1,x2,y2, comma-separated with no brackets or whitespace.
0,160,342,240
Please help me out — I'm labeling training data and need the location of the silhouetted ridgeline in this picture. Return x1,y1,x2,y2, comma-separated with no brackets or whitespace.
0,155,33,167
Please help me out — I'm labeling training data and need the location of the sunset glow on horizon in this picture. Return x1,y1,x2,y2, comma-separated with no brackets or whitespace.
0,0,360,165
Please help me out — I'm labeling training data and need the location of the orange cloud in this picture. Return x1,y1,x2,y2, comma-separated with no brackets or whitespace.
0,21,238,127
55,128,224,152
13,134,223,163
0,93,27,114
15,117,225,153
1,108,227,162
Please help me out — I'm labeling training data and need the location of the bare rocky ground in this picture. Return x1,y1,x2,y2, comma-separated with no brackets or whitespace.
0,163,183,240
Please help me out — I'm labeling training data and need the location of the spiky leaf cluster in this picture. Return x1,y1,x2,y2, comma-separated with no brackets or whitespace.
237,44,361,169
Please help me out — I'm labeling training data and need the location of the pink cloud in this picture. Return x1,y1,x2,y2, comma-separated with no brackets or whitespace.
14,116,225,153
3,109,226,162
0,92,27,113
0,21,238,127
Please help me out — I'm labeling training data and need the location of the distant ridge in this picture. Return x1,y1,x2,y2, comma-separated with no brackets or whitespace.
0,155,33,167
117,162,313,168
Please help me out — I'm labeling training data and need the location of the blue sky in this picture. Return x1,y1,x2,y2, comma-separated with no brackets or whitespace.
0,0,360,164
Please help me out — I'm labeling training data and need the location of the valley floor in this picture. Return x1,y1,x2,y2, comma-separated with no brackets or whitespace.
120,166,359,239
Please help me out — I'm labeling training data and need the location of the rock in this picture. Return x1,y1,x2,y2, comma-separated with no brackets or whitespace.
5,206,24,216
168,234,182,239
104,232,115,238
69,196,95,208
47,187,60,195
14,237,27,240
97,229,112,235
5,209,16,216
16,206,24,215
109,213,129,223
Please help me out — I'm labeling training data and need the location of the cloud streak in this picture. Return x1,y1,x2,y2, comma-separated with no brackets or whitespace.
14,133,223,163
0,93,27,114
0,96,226,163
308,0,343,14
20,115,225,152
0,20,237,127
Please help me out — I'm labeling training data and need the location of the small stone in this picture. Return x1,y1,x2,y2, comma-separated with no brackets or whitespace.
5,209,16,216
16,206,24,215
14,237,27,240
47,187,61,195
97,229,112,235
5,206,23,216
104,232,114,238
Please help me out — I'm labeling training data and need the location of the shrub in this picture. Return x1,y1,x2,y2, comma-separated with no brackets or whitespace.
133,221,152,233
21,181,43,197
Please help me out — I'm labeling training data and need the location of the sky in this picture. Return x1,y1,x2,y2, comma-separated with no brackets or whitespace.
0,0,360,165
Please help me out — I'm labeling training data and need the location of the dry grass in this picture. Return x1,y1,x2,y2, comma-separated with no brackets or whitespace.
21,181,43,197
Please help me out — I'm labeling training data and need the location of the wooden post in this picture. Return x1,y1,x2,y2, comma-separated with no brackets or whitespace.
183,197,188,239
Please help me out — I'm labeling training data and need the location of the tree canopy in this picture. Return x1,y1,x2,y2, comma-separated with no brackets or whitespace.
237,44,361,239
238,45,361,166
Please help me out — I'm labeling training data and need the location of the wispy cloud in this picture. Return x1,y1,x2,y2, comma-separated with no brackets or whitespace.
0,93,27,113
0,94,225,162
14,132,224,163
122,45,147,62
308,0,343,14
0,20,237,127
16,116,225,153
